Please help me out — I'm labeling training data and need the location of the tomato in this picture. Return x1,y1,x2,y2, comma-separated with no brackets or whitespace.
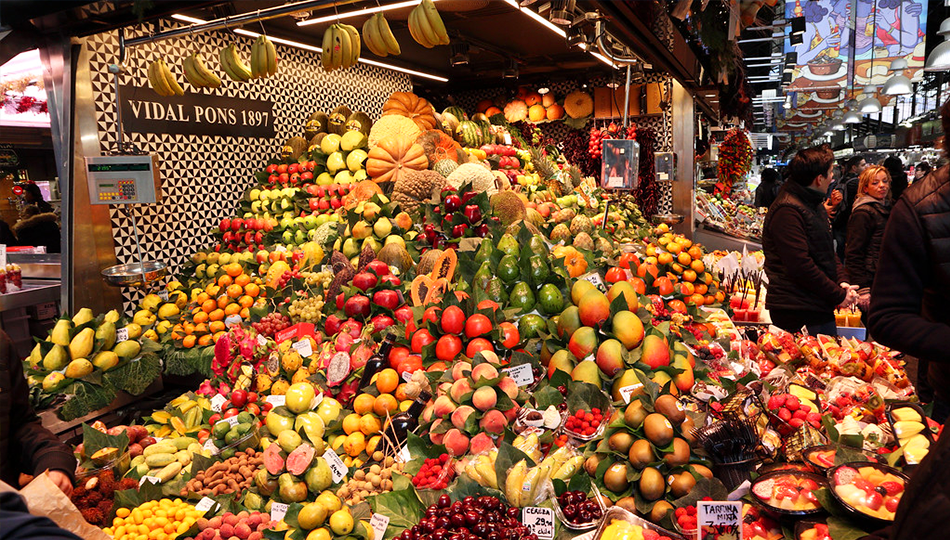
197,429,210,444
628,277,647,294
667,299,687,314
230,389,248,408
476,299,499,312
605,267,627,284
388,346,411,370
398,354,423,375
208,413,221,425
223,408,240,419
435,334,462,361
637,263,658,281
245,402,261,416
247,392,258,403
465,337,494,358
464,314,492,338
440,305,466,335
423,306,441,324
499,322,519,349
411,329,435,353
261,401,273,412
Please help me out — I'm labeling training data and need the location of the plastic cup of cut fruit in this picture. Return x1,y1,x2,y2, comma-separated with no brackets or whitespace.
827,462,908,526
750,470,827,517
553,484,606,530
562,404,614,443
412,454,456,491
592,506,687,540
803,444,879,474
885,402,935,466
796,520,832,540
213,425,260,457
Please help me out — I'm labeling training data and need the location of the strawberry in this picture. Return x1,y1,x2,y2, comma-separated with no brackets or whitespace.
880,481,904,495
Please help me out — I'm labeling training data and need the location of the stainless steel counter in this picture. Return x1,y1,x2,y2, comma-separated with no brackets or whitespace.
0,279,62,312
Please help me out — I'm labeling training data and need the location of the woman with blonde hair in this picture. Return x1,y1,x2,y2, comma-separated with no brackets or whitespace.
844,165,891,313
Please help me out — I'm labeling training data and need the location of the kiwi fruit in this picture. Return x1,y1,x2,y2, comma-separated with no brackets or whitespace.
643,413,674,447
669,471,697,498
628,439,656,469
584,454,604,477
663,438,690,467
638,467,666,501
681,416,696,443
603,462,630,493
691,464,714,479
608,431,635,454
623,400,648,429
649,500,674,523
654,394,685,424
615,496,638,514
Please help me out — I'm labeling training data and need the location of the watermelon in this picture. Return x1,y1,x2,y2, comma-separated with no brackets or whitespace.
457,120,482,148
443,106,467,121
475,120,493,145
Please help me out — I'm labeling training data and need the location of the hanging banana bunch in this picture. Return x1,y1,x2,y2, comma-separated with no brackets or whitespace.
182,53,222,88
147,59,185,97
321,23,361,72
408,0,449,48
362,12,401,57
219,44,252,82
250,35,278,79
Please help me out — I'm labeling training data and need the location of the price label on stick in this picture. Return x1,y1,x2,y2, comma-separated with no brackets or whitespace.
697,501,742,540
158,289,169,302
503,363,534,387
210,394,227,413
521,508,555,540
323,448,348,483
579,272,607,292
293,339,313,358
266,395,285,407
397,445,412,463
203,439,218,454
139,476,160,487
370,513,390,540
194,497,216,512
271,502,289,522
618,384,643,404
116,327,129,343
216,416,240,429
257,334,267,347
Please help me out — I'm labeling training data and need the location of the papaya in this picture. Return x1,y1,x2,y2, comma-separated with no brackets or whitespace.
410,275,434,306
72,308,94,326
43,345,69,371
50,319,72,346
423,278,449,305
69,328,95,360
265,260,292,289
91,447,119,466
431,248,457,282
96,321,117,350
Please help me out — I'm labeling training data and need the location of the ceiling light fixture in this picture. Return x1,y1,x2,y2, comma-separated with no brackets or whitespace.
548,0,575,26
297,0,432,27
925,17,950,71
884,5,913,94
843,110,862,123
450,42,469,67
503,58,519,79
566,23,586,48
503,0,614,68
172,13,449,82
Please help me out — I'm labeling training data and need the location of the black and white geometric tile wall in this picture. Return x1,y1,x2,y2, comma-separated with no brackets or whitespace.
86,23,411,312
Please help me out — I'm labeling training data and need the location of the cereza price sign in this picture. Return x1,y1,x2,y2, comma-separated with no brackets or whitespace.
120,86,275,138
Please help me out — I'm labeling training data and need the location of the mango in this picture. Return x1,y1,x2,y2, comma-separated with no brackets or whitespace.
113,340,141,359
556,306,582,339
891,407,922,422
96,321,117,350
641,334,670,369
568,326,598,360
71,307,94,326
547,349,575,378
607,281,639,311
92,350,120,371
69,328,95,360
50,319,72,346
43,344,69,371
611,310,644,350
65,358,93,379
595,339,624,376
578,289,610,328
570,359,601,386
671,354,694,392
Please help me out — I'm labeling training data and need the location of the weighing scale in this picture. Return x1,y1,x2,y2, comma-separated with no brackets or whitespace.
85,154,167,288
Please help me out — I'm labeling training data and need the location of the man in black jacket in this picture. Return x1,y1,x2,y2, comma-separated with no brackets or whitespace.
762,144,857,335
0,330,75,494
831,155,867,258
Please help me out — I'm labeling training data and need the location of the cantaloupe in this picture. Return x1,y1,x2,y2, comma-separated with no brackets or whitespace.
564,91,594,118
504,100,528,123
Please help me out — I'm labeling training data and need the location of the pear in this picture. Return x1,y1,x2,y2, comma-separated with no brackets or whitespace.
373,217,393,238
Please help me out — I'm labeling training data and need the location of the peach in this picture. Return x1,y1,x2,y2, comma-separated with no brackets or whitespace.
451,361,472,381
450,379,473,403
568,326,598,359
429,419,446,444
504,405,520,422
596,339,624,376
438,382,453,395
433,395,458,418
478,350,501,365
421,404,434,424
451,405,476,429
579,289,610,327
470,432,496,455
443,428,471,457
471,363,499,382
472,386,498,411
611,311,644,350
498,377,519,400
479,409,508,434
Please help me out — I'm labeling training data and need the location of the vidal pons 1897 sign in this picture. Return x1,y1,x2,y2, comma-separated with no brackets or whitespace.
120,86,275,138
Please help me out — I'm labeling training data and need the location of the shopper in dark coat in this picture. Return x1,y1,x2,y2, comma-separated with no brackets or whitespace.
754,168,781,208
0,492,82,540
831,155,867,258
844,165,891,314
762,144,858,335
12,205,60,253
914,161,931,182
0,330,75,494
882,156,906,201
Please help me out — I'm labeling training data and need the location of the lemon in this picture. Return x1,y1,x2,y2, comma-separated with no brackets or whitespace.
317,491,342,513
329,508,354,535
307,528,332,540
298,502,329,530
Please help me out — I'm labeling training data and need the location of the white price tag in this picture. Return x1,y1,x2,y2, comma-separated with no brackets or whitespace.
697,501,742,539
503,133,513,145
266,395,286,407
310,392,324,410
370,513,390,540
293,339,313,358
194,497,216,512
203,439,218,453
397,445,411,463
521,508,555,540
139,475,160,487
323,448,348,483
158,289,169,302
503,363,534,387
257,334,267,347
216,416,240,429
210,394,228,413
402,371,412,382
116,327,129,343
271,502,289,522
0,244,6,268
579,272,607,292
618,384,643,404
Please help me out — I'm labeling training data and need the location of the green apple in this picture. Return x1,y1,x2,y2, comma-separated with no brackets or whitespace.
315,214,330,226
282,230,294,244
334,170,353,184
340,131,366,152
346,149,368,172
316,172,333,186
326,152,346,174
320,133,342,154
373,217,392,238
303,215,318,229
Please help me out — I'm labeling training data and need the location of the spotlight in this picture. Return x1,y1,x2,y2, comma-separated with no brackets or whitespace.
782,72,792,85
538,87,550,94
790,17,805,36
790,33,803,46
566,24,586,47
503,59,519,79
548,0,575,26
450,43,469,67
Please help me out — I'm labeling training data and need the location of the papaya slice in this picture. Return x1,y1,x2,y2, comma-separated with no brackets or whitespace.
432,249,458,282
423,278,449,305
411,275,435,306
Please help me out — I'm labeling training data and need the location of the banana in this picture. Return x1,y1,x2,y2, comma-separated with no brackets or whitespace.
474,455,498,489
362,15,387,57
504,460,527,507
376,13,401,55
551,455,584,481
265,38,277,76
219,45,239,81
421,0,449,45
160,60,185,95
342,24,360,67
520,465,543,507
220,45,251,81
412,5,439,48
337,24,352,69
250,36,262,78
147,61,170,96
191,53,221,87
407,7,429,48
321,25,334,71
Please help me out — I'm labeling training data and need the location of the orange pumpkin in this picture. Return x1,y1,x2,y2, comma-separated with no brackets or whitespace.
553,246,588,278
415,130,465,163
382,92,438,131
366,135,429,185
342,180,384,209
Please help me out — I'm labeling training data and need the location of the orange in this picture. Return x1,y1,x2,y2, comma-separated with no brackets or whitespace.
218,274,233,287
359,414,383,435
667,242,682,255
394,383,409,402
657,252,673,266
209,309,225,322
224,303,241,316
667,300,687,314
683,270,697,283
196,292,210,305
656,237,669,247
691,260,705,273
182,335,197,348
704,295,716,305
194,322,209,334
235,274,251,287
342,413,362,435
171,331,183,340
193,311,209,324
213,330,227,342
628,277,647,294
183,322,195,335
688,246,703,260
375,368,399,394
227,284,243,298
244,283,260,297
702,272,713,285
217,295,230,309
427,361,447,372
201,299,216,313
653,277,674,296
353,394,376,415
205,284,221,297
645,245,658,257
677,252,692,266
240,307,249,319
689,293,706,306
679,282,695,296
374,394,399,417
695,283,708,295
670,263,683,275
680,238,692,249
198,334,213,347
239,295,254,308
714,291,726,303
644,256,658,266
209,320,225,333
226,263,243,277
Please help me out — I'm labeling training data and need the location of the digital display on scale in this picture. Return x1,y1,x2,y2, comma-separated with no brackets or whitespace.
85,155,162,205
87,163,151,172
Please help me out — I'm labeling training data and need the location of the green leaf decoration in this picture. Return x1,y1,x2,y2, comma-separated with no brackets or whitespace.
368,488,425,540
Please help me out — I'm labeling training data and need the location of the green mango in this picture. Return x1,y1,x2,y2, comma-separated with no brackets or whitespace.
474,238,494,265
43,345,69,371
497,233,519,257
486,277,509,305
528,256,550,287
497,255,520,284
538,283,565,315
474,261,493,292
529,235,547,254
508,281,536,313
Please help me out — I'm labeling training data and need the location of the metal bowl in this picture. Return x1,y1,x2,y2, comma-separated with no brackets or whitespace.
102,261,167,287
652,213,685,226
